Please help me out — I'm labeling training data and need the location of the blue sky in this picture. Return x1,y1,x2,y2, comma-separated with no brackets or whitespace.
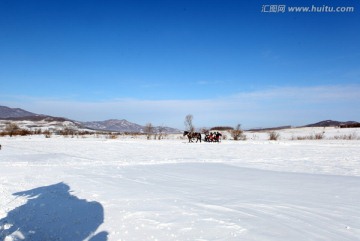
1,0,359,129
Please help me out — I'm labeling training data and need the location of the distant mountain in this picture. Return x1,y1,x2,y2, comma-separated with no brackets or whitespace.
82,119,144,132
0,105,181,134
0,105,38,119
304,120,360,127
0,105,84,127
81,119,181,133
153,126,182,134
0,108,85,133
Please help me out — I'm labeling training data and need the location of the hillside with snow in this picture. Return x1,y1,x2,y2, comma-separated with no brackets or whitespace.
81,119,181,134
0,105,180,134
1,127,359,240
0,117,88,134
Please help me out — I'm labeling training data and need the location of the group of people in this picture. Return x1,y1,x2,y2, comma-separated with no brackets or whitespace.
183,131,223,143
204,132,222,142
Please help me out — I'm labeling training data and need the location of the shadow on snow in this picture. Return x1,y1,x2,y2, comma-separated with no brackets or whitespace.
0,182,108,241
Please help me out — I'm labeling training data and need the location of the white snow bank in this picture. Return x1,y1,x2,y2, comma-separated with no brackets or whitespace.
1,131,359,240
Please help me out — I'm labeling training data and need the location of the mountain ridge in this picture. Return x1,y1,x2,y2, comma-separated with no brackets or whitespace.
304,120,360,127
0,105,37,118
1,106,359,132
81,119,180,133
0,105,181,133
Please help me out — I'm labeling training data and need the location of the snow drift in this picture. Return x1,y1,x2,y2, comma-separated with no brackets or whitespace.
1,127,360,240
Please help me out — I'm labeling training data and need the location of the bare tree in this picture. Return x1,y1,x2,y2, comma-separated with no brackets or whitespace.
200,127,209,134
60,126,76,137
144,123,154,140
5,122,20,137
157,125,166,140
269,131,280,141
184,114,195,132
230,124,246,140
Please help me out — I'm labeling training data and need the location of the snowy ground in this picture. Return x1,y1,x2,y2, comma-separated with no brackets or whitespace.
1,127,360,240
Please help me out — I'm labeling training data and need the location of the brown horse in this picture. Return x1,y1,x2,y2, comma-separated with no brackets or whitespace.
183,131,202,143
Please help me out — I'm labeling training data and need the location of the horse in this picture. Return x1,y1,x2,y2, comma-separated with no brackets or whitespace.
183,131,202,143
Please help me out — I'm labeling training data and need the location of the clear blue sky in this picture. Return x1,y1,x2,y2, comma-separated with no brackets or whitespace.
1,0,359,129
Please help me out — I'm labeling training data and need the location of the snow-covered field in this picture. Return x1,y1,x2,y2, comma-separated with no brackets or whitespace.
1,127,360,241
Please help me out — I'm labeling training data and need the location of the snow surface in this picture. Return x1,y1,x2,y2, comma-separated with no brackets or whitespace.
1,127,360,240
